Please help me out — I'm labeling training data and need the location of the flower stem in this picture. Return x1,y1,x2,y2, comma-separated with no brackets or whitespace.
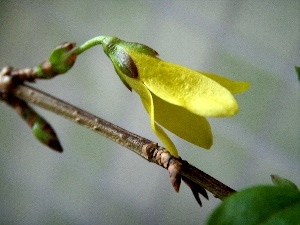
73,36,105,55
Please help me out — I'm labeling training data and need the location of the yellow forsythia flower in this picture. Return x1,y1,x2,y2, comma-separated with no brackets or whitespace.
101,36,250,158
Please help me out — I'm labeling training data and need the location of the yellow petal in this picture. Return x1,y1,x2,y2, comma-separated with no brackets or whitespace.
129,52,240,117
123,75,180,157
150,93,213,149
200,71,251,94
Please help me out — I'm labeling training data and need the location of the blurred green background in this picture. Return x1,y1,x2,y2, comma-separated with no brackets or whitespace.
0,1,299,224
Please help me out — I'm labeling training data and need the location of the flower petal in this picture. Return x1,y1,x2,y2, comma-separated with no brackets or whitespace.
123,75,179,157
130,53,240,117
151,93,213,149
140,91,213,149
200,72,251,94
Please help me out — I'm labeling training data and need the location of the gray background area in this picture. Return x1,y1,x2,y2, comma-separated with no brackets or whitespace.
0,1,299,224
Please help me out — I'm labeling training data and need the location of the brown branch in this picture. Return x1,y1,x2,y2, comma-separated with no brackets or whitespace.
5,83,236,201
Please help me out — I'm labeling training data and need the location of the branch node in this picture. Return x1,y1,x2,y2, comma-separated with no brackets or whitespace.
11,67,36,81
0,66,14,92
142,144,182,192
142,142,158,160
167,157,182,192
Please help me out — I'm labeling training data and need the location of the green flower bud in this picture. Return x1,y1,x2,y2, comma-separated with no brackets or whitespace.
4,95,63,152
36,42,77,79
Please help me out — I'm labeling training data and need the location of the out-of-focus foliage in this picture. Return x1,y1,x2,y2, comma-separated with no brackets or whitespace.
208,185,300,225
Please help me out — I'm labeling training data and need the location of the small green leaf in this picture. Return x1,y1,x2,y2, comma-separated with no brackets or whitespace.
295,66,300,81
101,36,158,57
112,46,138,78
271,174,298,191
207,185,300,225
101,36,138,90
122,42,158,56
